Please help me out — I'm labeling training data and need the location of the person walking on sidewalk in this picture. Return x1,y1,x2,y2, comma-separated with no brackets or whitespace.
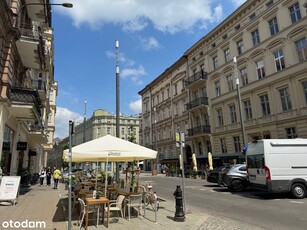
53,167,61,189
46,167,52,186
39,168,46,186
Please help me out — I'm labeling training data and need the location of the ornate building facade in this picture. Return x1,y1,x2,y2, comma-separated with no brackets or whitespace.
139,0,307,170
0,0,57,175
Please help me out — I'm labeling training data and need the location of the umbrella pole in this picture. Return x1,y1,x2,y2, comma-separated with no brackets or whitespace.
104,158,108,197
96,161,98,189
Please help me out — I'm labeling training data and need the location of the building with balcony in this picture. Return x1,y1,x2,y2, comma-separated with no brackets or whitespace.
71,109,140,146
139,0,307,170
0,0,57,175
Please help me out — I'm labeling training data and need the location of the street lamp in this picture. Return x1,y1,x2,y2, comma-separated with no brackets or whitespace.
115,39,120,182
233,57,247,155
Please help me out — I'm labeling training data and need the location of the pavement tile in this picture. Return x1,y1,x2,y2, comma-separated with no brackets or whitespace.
0,173,269,230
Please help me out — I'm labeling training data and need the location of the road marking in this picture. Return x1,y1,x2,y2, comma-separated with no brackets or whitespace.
290,201,304,204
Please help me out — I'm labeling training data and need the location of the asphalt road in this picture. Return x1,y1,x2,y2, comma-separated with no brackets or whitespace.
139,174,307,230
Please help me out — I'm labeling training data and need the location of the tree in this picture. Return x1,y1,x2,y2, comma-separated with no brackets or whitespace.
127,125,136,143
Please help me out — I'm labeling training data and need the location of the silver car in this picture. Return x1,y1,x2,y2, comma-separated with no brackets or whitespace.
223,164,248,192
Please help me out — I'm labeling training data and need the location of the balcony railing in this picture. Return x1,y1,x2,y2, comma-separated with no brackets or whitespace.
187,125,211,136
185,97,208,111
8,86,41,116
18,21,48,39
184,70,207,87
32,80,47,92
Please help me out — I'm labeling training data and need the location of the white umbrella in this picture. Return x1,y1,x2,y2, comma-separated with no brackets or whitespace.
208,152,213,170
63,135,157,196
192,153,198,171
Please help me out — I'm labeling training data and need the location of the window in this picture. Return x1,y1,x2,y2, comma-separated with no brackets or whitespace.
266,0,274,9
217,109,224,126
229,104,237,123
237,40,244,55
167,88,170,98
256,60,265,79
243,99,253,120
249,13,256,21
215,80,221,96
224,48,231,63
174,83,178,96
240,68,248,86
226,75,234,92
198,142,203,155
107,127,111,134
279,88,292,111
274,50,285,71
157,94,160,104
251,29,260,46
213,56,218,70
302,81,307,105
144,101,148,112
220,138,227,153
121,127,125,135
233,136,241,152
295,38,307,62
260,94,271,116
268,17,279,36
162,91,164,101
285,127,297,139
289,3,301,23
97,127,101,135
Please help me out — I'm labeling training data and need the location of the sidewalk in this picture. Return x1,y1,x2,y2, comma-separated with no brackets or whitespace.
0,175,268,230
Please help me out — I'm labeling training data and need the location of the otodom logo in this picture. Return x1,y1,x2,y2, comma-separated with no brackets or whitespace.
2,220,46,229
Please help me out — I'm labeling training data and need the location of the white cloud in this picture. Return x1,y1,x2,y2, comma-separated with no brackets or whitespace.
55,0,223,33
55,107,83,139
129,98,142,114
140,36,161,51
121,65,146,85
232,0,247,7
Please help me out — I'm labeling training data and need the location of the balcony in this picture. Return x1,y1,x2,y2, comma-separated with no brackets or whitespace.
187,125,211,136
185,97,208,111
27,122,48,145
15,21,47,69
8,86,42,120
184,70,207,88
32,79,48,102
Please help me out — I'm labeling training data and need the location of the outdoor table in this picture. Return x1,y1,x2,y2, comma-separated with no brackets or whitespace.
85,197,110,230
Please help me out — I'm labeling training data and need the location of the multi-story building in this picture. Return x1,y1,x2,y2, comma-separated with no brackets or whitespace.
0,0,58,175
139,0,307,170
72,109,140,146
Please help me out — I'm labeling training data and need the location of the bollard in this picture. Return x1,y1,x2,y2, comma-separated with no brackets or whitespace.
173,185,185,222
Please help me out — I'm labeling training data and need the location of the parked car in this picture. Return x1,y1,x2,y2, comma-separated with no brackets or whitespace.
218,166,232,187
207,164,232,183
223,164,248,192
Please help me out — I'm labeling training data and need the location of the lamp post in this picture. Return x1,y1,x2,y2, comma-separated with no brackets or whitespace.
83,99,87,143
68,120,74,230
233,57,247,154
115,39,120,182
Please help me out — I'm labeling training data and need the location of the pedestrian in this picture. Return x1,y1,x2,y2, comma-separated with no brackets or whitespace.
46,167,52,186
39,168,46,186
52,167,61,189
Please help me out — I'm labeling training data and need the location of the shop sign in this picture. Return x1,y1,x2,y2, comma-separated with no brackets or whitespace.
16,142,27,151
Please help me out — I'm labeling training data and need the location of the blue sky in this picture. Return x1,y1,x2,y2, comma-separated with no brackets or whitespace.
52,0,246,138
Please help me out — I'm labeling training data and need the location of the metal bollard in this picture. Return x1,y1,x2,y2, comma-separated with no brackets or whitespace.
173,185,185,222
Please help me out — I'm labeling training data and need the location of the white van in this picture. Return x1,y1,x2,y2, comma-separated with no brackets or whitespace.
246,139,307,199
